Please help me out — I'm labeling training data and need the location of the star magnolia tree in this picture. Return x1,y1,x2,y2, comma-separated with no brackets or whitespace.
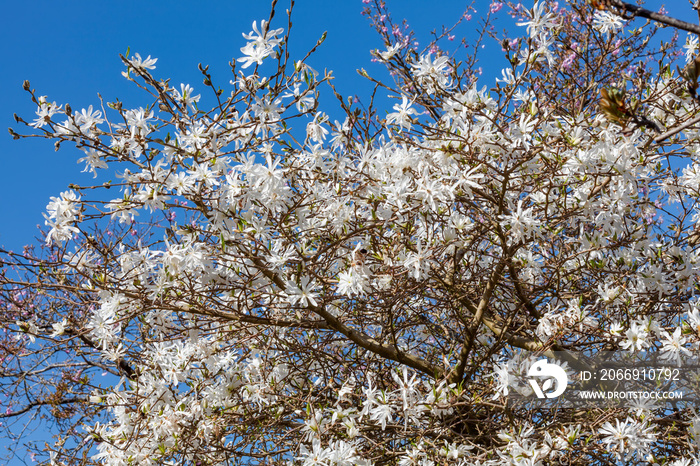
5,0,700,464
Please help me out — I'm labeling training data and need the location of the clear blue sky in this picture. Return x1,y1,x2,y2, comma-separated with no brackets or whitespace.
0,0,473,253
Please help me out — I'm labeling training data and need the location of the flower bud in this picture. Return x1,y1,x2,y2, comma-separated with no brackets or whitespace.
678,54,700,93
599,87,630,125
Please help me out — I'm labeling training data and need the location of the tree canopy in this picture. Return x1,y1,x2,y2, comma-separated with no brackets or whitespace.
4,0,700,464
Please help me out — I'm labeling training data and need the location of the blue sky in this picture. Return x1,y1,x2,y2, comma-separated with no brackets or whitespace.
0,0,473,253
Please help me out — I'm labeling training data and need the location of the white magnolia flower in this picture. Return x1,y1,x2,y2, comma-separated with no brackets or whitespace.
620,322,649,352
43,190,81,246
50,318,68,337
684,34,699,63
411,53,452,94
386,95,419,131
593,11,624,36
491,361,515,399
499,199,541,243
659,327,691,365
77,148,108,178
285,277,320,307
172,83,201,111
239,20,284,69
598,418,655,461
376,43,403,62
128,53,157,70
517,1,558,38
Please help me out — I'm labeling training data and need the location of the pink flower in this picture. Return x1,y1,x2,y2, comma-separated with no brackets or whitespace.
561,52,576,70
490,2,503,13
612,39,623,56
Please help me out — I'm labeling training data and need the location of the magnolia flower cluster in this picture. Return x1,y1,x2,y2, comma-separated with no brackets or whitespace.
8,1,700,465
43,189,81,246
239,20,284,69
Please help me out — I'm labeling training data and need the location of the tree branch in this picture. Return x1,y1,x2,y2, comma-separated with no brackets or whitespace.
610,0,700,35
452,256,509,383
246,255,444,380
0,397,85,419
652,114,700,145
